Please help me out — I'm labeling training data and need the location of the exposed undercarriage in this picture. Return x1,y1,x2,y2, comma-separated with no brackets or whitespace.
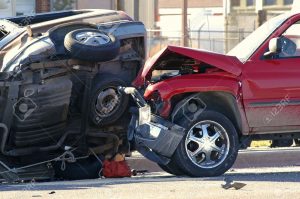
0,20,145,182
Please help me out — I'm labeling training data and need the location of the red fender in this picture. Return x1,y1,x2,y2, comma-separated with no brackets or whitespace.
143,73,250,134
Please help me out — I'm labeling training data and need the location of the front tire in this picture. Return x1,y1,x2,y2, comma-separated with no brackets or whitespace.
157,159,185,176
174,111,239,177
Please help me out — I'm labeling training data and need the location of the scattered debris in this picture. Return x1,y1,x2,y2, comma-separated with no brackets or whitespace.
131,169,149,176
222,178,247,190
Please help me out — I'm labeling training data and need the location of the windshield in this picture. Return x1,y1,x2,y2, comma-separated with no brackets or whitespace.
0,26,9,41
0,20,24,49
227,13,291,62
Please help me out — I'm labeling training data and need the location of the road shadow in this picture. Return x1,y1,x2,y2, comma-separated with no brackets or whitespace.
1,169,300,191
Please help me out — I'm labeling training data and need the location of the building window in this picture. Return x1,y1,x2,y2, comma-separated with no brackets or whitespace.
284,0,293,5
263,0,276,5
247,0,254,6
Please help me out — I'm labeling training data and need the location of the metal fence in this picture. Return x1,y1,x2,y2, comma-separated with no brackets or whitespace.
146,29,252,57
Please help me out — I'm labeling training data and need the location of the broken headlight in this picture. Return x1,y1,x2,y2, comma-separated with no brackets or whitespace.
138,105,151,125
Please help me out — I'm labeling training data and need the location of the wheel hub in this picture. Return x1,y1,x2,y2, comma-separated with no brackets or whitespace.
75,31,110,46
185,121,229,169
95,88,120,117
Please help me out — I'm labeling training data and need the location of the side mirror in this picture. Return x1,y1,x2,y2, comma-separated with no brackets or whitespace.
264,37,281,57
264,36,296,58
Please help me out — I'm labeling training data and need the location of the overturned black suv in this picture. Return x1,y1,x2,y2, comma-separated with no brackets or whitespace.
0,10,145,181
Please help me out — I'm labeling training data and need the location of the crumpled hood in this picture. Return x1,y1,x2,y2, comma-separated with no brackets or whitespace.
133,45,242,87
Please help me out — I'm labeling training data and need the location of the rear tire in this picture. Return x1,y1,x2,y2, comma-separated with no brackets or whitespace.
174,110,239,177
89,73,129,126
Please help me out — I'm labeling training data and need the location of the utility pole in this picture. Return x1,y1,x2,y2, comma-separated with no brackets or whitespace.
255,0,266,28
224,0,229,53
181,0,188,47
114,0,124,10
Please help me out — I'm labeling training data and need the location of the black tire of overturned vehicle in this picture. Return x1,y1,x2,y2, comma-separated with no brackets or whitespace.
173,110,239,177
89,73,129,127
64,28,120,62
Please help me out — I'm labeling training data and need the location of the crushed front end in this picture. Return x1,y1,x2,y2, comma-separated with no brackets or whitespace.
120,87,185,165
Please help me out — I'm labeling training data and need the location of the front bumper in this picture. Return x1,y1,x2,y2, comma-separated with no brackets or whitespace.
120,87,185,165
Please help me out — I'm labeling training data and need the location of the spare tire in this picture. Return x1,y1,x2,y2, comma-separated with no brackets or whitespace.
64,28,120,62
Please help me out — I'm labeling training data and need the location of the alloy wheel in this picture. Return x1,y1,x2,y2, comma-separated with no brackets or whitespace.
184,120,230,169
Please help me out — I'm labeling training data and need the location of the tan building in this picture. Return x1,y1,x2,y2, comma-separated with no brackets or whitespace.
0,0,36,17
223,0,293,51
76,0,114,10
228,0,293,31
0,0,115,17
0,0,157,29
159,0,222,8
36,0,157,29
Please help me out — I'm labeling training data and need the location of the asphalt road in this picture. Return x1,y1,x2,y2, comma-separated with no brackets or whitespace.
128,147,300,172
1,167,300,199
1,148,300,199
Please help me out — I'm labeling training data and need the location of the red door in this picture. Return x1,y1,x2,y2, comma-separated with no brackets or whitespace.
242,15,300,132
242,59,300,129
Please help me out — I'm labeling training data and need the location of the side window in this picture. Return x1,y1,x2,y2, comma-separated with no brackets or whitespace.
278,21,300,58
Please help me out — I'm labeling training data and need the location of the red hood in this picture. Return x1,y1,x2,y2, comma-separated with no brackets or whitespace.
133,45,242,87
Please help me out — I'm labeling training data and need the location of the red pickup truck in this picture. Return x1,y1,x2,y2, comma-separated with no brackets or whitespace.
124,11,300,177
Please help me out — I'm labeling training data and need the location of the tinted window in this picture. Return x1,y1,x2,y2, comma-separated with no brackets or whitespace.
284,0,293,5
0,26,9,41
247,0,254,6
264,0,276,5
278,21,300,58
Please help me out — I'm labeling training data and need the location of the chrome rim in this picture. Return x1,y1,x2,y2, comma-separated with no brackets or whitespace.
75,31,110,46
95,88,121,118
185,120,230,169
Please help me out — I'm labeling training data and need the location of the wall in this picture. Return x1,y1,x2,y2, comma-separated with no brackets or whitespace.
121,0,156,29
0,0,36,17
159,0,222,8
77,0,113,10
0,0,12,17
16,0,35,15
36,0,50,13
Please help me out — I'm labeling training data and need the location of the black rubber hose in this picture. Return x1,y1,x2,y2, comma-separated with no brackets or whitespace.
0,123,8,155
